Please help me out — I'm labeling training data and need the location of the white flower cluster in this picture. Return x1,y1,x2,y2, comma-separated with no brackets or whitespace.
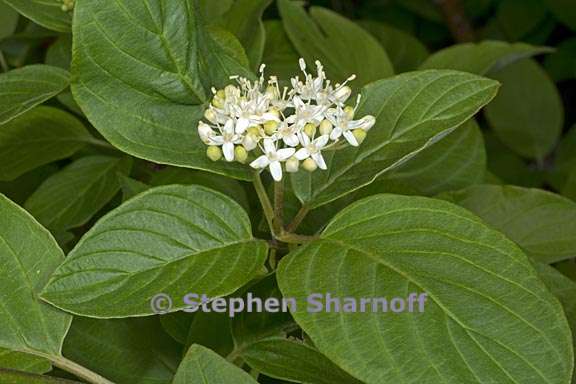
198,59,375,181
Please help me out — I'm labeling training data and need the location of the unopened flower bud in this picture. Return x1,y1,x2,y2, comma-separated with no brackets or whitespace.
302,158,318,172
286,157,299,173
344,106,355,119
319,120,333,135
224,85,238,95
265,85,278,99
304,123,317,138
207,146,222,162
204,109,217,123
234,146,248,164
352,129,367,145
264,120,278,135
334,86,352,102
267,107,281,119
247,126,261,136
243,133,258,151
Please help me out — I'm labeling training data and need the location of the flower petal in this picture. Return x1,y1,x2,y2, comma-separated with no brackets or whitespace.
343,130,359,146
330,127,343,141
277,148,296,161
224,119,235,135
284,134,300,147
269,161,283,181
312,152,327,170
236,118,249,134
223,142,235,161
294,148,310,160
263,138,276,154
250,155,270,169
315,134,330,148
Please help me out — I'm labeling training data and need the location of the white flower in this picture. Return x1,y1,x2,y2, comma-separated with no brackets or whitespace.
250,139,296,181
209,119,243,162
275,121,300,147
294,134,329,170
327,107,375,146
198,121,216,145
286,96,326,129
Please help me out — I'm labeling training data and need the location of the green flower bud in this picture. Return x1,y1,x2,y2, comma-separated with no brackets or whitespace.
286,157,300,173
302,158,318,172
204,109,217,123
352,129,367,144
206,146,222,162
234,146,248,164
344,106,355,119
319,119,333,135
264,120,279,135
247,126,262,136
267,107,281,119
304,123,317,138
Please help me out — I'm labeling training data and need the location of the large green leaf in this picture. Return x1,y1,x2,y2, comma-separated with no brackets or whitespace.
0,107,92,181
290,70,499,209
71,0,253,180
277,194,573,384
0,65,70,125
242,337,361,384
0,349,50,374
0,194,72,357
41,185,268,317
0,2,18,40
277,0,393,87
2,0,71,32
382,119,486,195
440,185,576,264
261,20,300,80
359,21,429,73
222,0,271,69
62,317,181,384
24,156,132,232
419,40,552,75
485,59,563,160
172,345,258,384
0,369,81,384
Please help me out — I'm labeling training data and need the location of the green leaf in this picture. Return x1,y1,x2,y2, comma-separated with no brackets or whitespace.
381,119,486,195
290,70,499,209
2,0,71,32
172,345,258,384
359,21,429,73
222,0,272,70
62,317,181,384
186,312,234,357
440,184,576,264
0,106,92,181
544,38,576,82
0,349,50,374
278,194,573,383
0,368,81,384
160,312,194,345
118,175,150,202
242,337,361,384
71,0,253,180
485,59,563,160
0,165,58,205
277,0,394,87
0,2,18,40
0,65,70,125
41,185,268,317
0,194,72,357
544,0,576,30
419,40,552,75
261,20,300,80
495,0,548,41
24,156,132,232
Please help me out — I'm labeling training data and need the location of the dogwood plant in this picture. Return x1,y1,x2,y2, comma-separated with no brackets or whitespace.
197,59,375,181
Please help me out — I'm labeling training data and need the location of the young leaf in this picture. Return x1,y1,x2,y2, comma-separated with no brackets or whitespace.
71,0,253,180
242,337,362,384
277,195,573,384
24,156,132,232
290,70,499,209
172,345,258,384
381,119,486,195
0,107,92,181
2,0,71,32
440,185,576,264
359,21,429,73
0,194,72,357
277,0,394,87
222,0,272,69
41,185,268,317
419,40,552,75
0,65,70,125
485,59,563,161
62,317,181,384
